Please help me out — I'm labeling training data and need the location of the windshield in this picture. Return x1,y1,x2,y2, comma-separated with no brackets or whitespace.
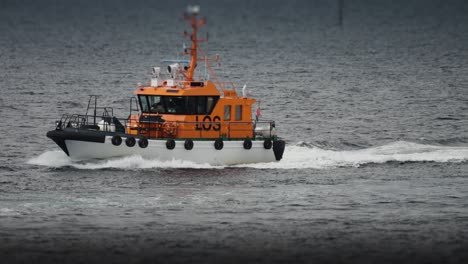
139,95,219,115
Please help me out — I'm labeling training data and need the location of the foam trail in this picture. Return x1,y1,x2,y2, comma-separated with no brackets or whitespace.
71,156,219,170
28,150,73,167
28,151,221,169
241,141,468,169
28,141,468,170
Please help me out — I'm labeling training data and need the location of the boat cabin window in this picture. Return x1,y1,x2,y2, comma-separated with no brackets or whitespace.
149,96,164,112
139,95,219,115
140,96,149,112
207,97,216,113
224,105,231,121
195,97,206,114
235,105,242,121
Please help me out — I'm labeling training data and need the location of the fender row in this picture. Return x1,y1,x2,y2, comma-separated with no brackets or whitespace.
110,135,273,151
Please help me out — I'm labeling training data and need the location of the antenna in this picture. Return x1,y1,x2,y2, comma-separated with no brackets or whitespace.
242,83,248,98
183,5,206,82
204,56,208,80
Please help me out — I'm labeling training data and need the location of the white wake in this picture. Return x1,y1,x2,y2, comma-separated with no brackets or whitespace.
28,141,468,170
240,141,468,169
28,151,219,169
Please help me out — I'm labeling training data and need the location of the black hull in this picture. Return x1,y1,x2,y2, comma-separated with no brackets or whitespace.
46,128,109,156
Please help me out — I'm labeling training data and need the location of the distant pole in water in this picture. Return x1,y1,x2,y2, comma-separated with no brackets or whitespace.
338,0,344,27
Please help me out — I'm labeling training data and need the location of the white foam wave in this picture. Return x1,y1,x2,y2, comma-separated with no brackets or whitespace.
0,208,20,216
241,141,468,169
27,151,220,169
28,150,72,167
28,141,468,170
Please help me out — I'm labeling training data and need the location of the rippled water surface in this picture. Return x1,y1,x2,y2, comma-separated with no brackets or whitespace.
1,0,468,263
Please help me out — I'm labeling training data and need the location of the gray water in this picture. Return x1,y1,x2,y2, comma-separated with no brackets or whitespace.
1,0,468,263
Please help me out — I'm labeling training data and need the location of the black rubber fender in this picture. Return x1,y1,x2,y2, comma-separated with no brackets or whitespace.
111,135,122,146
166,139,176,150
243,139,252,150
273,140,286,161
125,137,136,147
263,139,272,149
214,139,224,150
138,137,148,148
184,139,194,150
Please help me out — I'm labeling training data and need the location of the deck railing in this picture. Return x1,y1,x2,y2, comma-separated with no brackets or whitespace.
55,113,276,140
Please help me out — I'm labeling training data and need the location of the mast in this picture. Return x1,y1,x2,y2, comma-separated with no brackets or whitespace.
181,6,228,95
183,6,206,82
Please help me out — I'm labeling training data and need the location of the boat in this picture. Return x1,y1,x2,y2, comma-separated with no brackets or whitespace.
46,6,285,165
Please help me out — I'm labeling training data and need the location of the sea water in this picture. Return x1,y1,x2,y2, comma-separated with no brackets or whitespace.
1,0,468,263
